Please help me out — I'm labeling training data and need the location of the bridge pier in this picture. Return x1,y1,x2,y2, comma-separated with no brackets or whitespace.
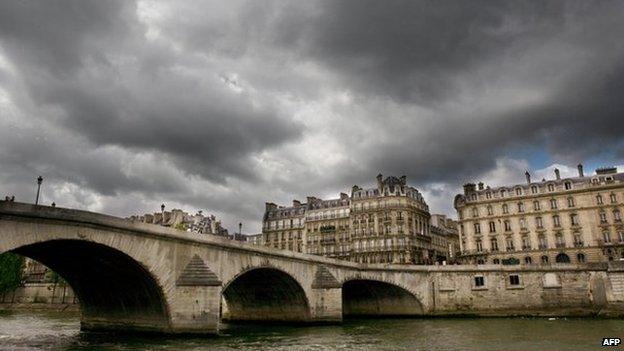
168,255,223,334
310,266,343,323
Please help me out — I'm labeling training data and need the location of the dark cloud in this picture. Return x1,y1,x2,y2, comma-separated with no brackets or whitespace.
1,0,624,232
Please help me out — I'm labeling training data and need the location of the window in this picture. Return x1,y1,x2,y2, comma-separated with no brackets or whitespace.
490,238,499,251
501,189,506,198
489,221,496,233
550,199,558,209
502,204,509,214
506,237,515,251
522,236,531,250
577,253,586,263
509,274,520,285
614,209,621,222
519,218,527,230
610,193,617,203
472,207,478,217
504,220,512,231
474,276,485,287
518,202,525,213
570,214,579,226
573,233,583,246
493,258,500,264
600,211,607,223
555,253,570,263
515,188,522,196
536,216,543,229
474,223,481,234
533,200,541,211
548,184,555,192
555,232,565,247
531,186,538,194
476,239,483,252
539,235,548,249
486,192,492,199
553,215,561,227
487,205,493,215
564,182,571,190
603,231,611,243
524,256,532,264
567,197,575,207
597,195,604,205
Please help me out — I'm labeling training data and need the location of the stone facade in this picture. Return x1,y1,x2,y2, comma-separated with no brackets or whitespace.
455,164,624,265
129,208,236,239
263,174,458,264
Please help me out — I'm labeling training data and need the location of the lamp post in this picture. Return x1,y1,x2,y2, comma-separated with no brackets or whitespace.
238,222,242,240
35,176,43,205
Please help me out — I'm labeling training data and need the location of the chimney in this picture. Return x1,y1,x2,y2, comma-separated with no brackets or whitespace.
292,199,301,207
265,202,277,211
478,182,484,190
554,168,561,180
463,183,476,195
577,163,584,177
525,171,531,184
400,175,407,185
340,192,349,200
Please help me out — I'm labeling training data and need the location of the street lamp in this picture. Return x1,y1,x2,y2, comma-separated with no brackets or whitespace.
238,222,242,240
35,176,43,205
161,203,165,212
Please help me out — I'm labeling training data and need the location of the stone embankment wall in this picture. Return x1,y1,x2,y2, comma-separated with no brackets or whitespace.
429,261,624,317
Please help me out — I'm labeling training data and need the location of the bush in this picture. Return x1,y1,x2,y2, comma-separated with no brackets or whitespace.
0,252,25,294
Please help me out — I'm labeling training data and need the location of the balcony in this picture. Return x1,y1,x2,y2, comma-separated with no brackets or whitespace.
522,245,532,251
573,241,584,247
506,247,515,252
555,242,566,248
538,244,548,250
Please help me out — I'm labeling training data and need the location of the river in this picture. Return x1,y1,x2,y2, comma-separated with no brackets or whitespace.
0,312,622,350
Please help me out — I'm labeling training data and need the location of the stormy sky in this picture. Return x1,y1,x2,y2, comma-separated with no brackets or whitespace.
1,1,624,233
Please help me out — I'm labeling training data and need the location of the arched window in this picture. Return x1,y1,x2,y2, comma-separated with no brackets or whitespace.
500,189,506,198
541,255,549,264
515,187,522,195
555,253,570,263
489,221,496,233
531,186,538,194
576,253,586,263
524,256,532,264
548,184,555,192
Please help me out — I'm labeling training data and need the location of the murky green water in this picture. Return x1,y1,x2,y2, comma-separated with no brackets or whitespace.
0,312,623,351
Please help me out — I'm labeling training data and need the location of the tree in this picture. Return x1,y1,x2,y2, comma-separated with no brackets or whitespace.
0,252,25,294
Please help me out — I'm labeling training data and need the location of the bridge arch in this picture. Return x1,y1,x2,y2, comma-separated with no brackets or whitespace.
221,266,311,323
341,278,423,317
8,239,171,332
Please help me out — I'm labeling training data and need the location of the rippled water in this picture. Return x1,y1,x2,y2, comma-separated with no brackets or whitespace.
0,311,623,351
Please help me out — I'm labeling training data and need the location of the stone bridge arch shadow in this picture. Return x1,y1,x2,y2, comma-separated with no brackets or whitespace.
341,278,424,318
8,239,171,333
221,266,311,324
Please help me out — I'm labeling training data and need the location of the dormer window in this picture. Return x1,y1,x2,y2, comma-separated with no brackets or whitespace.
564,182,571,190
501,189,506,198
548,184,555,192
515,188,522,196
486,192,492,199
531,186,538,194
471,194,477,201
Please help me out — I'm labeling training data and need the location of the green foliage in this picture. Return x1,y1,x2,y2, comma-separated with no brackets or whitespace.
46,270,67,287
174,222,188,231
0,252,25,294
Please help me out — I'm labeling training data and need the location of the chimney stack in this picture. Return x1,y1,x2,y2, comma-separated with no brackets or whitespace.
293,199,301,207
554,168,561,180
525,171,531,184
478,182,484,190
577,163,584,177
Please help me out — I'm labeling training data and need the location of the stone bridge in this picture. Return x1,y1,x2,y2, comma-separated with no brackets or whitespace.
1,201,623,334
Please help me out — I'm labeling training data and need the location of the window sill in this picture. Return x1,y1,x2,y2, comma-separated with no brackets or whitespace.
472,287,488,291
543,284,562,289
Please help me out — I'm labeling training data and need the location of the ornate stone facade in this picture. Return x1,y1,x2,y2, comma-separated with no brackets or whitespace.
263,174,456,264
455,164,624,265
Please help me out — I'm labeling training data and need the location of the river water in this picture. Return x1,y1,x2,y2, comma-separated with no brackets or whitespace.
0,312,622,351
